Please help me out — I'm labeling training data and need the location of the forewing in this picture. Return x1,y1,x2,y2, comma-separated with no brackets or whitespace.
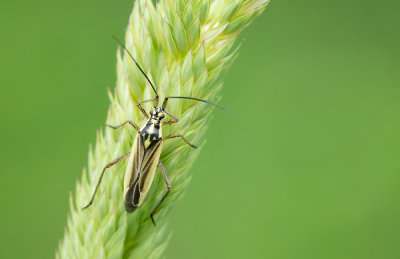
124,137,162,208
139,139,162,191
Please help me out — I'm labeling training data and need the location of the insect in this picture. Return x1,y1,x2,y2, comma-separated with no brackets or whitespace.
82,36,228,225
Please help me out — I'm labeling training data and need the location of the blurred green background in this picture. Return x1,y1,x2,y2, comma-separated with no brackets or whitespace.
1,0,400,258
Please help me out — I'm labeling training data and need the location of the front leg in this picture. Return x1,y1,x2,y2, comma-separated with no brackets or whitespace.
106,120,140,131
137,97,158,118
162,109,179,125
162,134,197,148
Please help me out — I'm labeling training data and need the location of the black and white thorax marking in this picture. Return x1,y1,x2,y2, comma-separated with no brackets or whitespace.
139,107,165,150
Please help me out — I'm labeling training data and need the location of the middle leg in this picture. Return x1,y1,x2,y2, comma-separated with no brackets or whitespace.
82,152,130,210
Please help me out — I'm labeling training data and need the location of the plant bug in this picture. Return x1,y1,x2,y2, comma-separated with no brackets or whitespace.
82,36,228,225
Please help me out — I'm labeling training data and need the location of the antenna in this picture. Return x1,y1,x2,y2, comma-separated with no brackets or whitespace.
112,35,159,98
163,96,232,116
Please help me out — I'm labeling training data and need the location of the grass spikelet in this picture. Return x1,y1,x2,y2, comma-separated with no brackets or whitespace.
57,0,270,258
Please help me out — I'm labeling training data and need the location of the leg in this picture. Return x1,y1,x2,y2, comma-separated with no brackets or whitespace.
162,134,197,148
162,109,179,125
106,120,140,131
150,160,171,226
82,152,130,210
161,97,170,110
137,97,158,118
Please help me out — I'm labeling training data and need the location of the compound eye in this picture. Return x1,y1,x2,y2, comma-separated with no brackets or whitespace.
150,110,154,115
160,114,165,119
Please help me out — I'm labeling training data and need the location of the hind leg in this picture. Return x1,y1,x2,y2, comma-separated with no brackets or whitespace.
150,160,171,226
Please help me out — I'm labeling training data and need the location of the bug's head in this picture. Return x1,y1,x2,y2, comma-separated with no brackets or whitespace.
149,107,165,123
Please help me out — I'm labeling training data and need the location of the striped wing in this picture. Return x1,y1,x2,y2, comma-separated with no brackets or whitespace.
123,134,163,212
